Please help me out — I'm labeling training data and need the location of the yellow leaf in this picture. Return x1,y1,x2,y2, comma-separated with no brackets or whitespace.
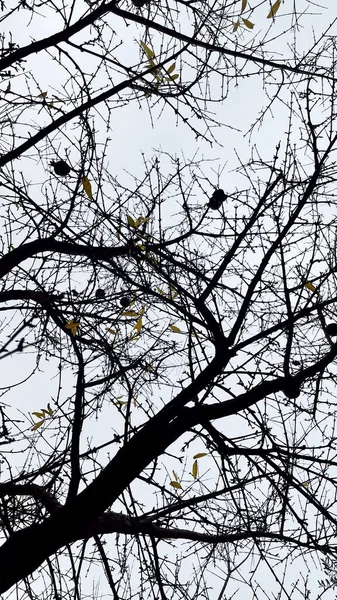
193,452,208,459
173,470,178,481
233,20,240,32
32,411,44,419
82,176,93,200
129,335,140,342
65,320,80,336
41,409,49,416
108,328,116,334
127,215,136,228
192,460,198,479
31,421,44,431
267,0,281,18
166,63,176,74
242,18,254,29
122,310,139,317
170,481,182,489
134,316,143,334
304,281,316,292
47,403,53,416
115,401,127,406
140,41,155,59
169,325,181,333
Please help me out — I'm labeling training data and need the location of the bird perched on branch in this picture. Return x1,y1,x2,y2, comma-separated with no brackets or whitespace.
208,189,227,210
50,160,71,177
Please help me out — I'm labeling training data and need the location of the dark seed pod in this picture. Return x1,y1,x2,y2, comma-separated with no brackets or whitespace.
325,323,337,337
95,289,105,299
50,160,71,177
282,380,301,399
208,189,227,210
120,296,131,308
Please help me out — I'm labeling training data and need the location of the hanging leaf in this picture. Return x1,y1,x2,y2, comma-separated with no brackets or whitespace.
242,18,254,29
192,460,198,479
32,411,44,419
193,452,208,459
134,317,143,334
5,81,11,94
241,0,247,12
170,481,182,489
173,470,179,481
82,176,93,200
108,328,117,334
140,41,155,59
169,325,181,333
65,320,80,336
31,421,44,431
166,63,176,74
304,281,316,292
267,0,281,19
233,20,240,32
47,403,53,416
122,310,139,317
127,215,136,228
166,74,179,82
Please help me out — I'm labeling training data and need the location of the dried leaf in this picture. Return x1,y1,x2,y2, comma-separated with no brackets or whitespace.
134,317,143,334
108,328,116,334
173,470,178,481
241,0,247,12
166,73,179,82
39,91,47,98
140,41,155,59
233,20,240,32
65,320,80,336
47,403,53,416
169,325,181,333
304,281,316,292
122,310,139,317
5,82,11,94
167,63,176,74
267,0,281,19
192,460,198,479
193,452,208,459
170,481,182,489
82,176,93,200
127,215,136,228
31,421,44,431
32,411,44,419
242,18,254,29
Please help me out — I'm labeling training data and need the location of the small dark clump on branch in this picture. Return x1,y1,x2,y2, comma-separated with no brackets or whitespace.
208,189,227,210
325,323,337,337
50,160,71,177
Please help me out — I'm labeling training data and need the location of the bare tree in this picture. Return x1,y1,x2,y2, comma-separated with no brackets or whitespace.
0,1,337,599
